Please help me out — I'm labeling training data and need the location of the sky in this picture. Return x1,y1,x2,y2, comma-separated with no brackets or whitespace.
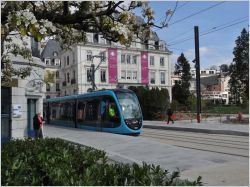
143,1,249,70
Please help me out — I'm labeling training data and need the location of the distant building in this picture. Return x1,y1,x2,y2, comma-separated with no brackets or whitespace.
171,68,230,104
41,40,62,98
200,73,230,104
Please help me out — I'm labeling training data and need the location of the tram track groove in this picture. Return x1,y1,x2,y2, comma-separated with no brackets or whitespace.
141,129,249,158
142,131,249,148
143,129,249,143
142,133,248,150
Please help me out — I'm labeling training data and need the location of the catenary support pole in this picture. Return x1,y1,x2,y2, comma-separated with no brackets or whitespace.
194,26,201,123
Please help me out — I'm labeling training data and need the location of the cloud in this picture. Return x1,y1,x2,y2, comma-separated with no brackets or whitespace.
170,46,234,69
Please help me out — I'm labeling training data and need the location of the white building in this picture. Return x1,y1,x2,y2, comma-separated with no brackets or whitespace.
44,31,172,100
1,35,45,141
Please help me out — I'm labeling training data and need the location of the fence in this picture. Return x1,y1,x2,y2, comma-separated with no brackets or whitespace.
163,105,249,124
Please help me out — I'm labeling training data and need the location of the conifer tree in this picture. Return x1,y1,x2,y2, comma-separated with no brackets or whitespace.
229,28,249,104
172,53,192,105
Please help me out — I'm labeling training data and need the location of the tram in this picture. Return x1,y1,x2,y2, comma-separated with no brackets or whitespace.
44,89,143,135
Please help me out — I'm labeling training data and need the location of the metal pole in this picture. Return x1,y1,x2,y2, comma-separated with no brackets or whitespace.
91,63,95,91
194,26,201,123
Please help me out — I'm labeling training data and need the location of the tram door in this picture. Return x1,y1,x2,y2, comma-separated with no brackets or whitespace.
27,99,36,135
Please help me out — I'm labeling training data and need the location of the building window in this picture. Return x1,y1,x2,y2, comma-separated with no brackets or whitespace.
132,55,137,64
209,71,214,74
127,70,132,79
73,70,76,79
56,83,60,91
64,56,66,67
150,72,155,84
160,72,165,84
73,52,75,64
121,70,126,79
100,70,106,83
67,73,70,83
121,54,125,63
126,54,131,64
87,51,92,61
133,71,137,80
87,69,92,82
53,51,58,57
93,33,99,43
45,59,51,66
100,51,106,62
46,84,50,91
106,39,111,45
150,56,154,66
56,71,59,78
54,59,60,66
160,57,165,66
67,56,69,66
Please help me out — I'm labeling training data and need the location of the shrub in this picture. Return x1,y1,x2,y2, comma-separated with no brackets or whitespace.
1,138,202,186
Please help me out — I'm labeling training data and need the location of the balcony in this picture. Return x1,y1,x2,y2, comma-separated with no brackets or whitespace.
62,81,66,86
71,79,76,84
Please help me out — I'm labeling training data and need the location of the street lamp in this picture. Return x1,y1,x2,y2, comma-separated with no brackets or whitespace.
89,52,106,91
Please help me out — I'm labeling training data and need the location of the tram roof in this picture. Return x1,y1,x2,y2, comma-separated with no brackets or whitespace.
45,88,133,102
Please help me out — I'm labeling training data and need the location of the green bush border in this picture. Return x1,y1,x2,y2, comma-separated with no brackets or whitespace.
1,138,202,186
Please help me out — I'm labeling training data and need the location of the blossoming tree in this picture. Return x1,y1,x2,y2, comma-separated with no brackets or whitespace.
1,1,170,85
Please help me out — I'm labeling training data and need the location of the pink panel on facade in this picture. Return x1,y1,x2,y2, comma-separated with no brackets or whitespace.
141,51,149,84
108,48,118,83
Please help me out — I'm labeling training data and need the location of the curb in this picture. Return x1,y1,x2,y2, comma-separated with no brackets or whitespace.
143,125,249,136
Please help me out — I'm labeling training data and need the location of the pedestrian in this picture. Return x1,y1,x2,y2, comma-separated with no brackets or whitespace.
33,112,44,138
167,108,174,124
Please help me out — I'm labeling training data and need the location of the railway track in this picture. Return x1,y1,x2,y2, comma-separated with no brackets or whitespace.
141,128,249,158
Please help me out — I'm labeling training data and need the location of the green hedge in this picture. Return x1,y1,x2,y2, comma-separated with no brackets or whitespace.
1,138,202,186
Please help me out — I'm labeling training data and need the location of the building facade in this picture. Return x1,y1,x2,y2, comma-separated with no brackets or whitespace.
171,69,230,104
45,32,172,101
41,40,62,98
1,35,45,141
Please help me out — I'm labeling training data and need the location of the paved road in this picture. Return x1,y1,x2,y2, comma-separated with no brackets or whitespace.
141,128,249,186
142,128,249,157
43,125,249,186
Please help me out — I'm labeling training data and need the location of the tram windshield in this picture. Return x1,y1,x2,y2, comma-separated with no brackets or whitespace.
115,91,142,119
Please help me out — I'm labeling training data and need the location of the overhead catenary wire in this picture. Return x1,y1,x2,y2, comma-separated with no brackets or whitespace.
168,1,226,26
167,16,248,44
168,18,248,46
155,1,190,24
154,1,225,32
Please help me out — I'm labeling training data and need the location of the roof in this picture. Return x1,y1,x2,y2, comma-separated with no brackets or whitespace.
200,75,219,86
41,40,62,59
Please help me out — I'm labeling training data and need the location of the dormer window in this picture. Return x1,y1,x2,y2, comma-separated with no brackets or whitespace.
93,33,99,43
53,51,58,57
45,59,51,65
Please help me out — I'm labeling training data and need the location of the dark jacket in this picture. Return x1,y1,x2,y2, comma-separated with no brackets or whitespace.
33,115,43,130
167,109,173,116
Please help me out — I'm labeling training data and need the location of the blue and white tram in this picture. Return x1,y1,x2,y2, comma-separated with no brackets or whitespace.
44,89,143,135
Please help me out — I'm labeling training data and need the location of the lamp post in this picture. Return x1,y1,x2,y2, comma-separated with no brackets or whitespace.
90,53,106,91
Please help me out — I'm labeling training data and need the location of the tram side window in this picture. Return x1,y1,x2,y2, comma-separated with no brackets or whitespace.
85,100,99,121
77,100,85,122
59,101,75,121
51,103,60,120
101,96,120,123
